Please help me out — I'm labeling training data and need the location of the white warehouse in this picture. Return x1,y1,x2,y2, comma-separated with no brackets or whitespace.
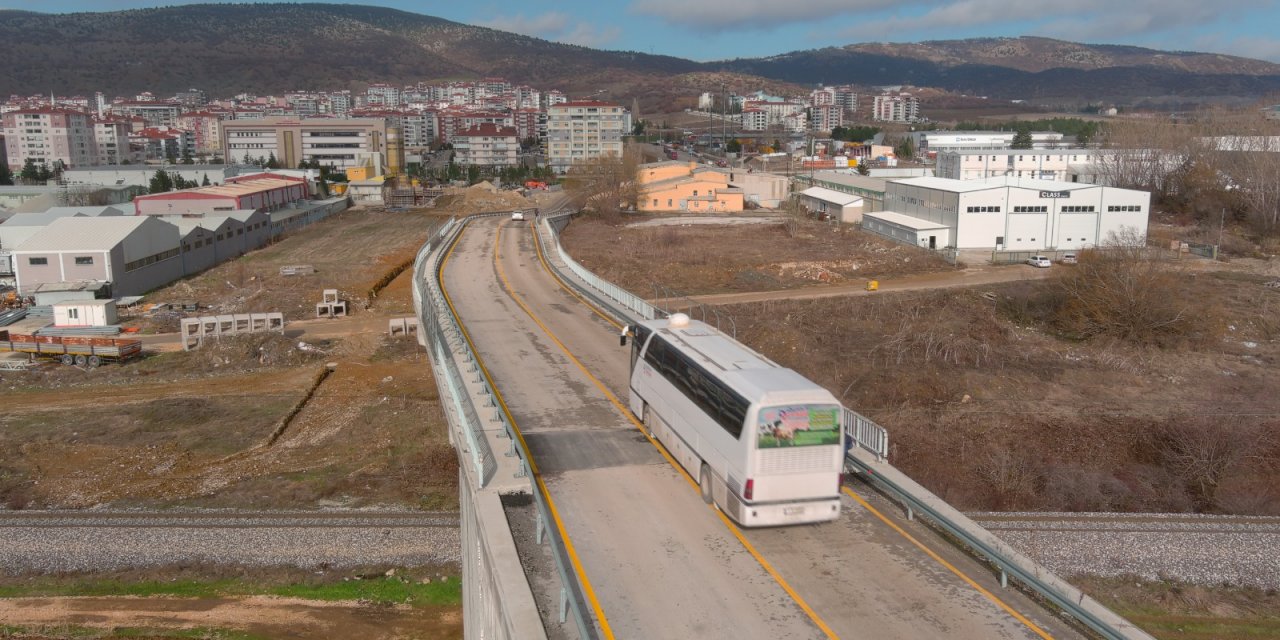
865,176,1149,252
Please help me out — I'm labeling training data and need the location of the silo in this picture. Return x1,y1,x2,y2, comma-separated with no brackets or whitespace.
386,126,405,177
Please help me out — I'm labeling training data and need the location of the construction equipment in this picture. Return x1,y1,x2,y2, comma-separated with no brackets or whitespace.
0,330,142,367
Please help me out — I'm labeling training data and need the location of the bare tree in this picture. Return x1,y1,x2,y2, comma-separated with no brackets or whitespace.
562,146,643,219
1055,229,1219,347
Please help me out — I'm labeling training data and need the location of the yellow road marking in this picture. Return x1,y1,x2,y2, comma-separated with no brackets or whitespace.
440,219,616,639
841,486,1054,640
528,218,623,330
505,221,839,639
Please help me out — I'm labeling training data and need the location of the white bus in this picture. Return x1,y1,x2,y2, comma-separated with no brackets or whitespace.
623,313,844,527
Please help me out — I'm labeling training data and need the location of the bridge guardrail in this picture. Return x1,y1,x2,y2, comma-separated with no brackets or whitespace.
541,210,1151,640
414,211,597,640
845,449,1156,640
542,211,659,322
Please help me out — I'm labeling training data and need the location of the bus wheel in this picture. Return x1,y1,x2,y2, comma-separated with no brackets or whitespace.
699,464,713,505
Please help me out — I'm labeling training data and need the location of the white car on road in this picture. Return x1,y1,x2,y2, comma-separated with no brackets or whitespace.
511,210,526,221
1026,255,1052,268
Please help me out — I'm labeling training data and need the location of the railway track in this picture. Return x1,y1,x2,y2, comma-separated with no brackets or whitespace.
969,512,1280,589
0,510,462,574
0,510,461,528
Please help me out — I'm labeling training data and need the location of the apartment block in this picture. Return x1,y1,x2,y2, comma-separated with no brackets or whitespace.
872,95,920,123
453,123,519,167
545,101,628,173
2,108,97,170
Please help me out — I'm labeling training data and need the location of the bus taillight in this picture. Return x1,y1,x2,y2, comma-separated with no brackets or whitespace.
838,473,845,491
744,478,754,500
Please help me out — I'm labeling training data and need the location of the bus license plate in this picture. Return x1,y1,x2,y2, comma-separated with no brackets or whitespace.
784,506,804,516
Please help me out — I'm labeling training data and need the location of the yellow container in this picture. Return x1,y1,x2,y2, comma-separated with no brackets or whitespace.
866,280,879,291
331,183,348,195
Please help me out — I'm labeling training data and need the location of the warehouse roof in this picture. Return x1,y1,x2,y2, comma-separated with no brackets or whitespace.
798,186,863,206
864,210,951,231
12,216,155,252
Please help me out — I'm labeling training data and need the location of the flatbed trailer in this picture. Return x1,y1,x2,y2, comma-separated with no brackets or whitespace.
0,330,142,367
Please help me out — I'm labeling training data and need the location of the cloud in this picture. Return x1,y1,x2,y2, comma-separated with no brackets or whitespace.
630,0,895,31
478,11,620,47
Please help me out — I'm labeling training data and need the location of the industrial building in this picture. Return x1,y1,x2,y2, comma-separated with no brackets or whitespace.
796,187,864,223
936,149,1103,182
863,176,1150,252
635,161,744,213
11,216,182,296
63,164,256,189
220,117,390,171
133,177,309,216
908,131,1069,156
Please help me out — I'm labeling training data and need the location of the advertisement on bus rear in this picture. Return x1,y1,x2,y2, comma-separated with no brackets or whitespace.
756,405,840,448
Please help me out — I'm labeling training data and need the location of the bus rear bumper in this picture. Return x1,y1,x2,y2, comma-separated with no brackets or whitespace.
726,495,842,527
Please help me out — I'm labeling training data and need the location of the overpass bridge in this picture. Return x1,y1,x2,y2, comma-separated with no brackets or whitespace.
411,209,1155,639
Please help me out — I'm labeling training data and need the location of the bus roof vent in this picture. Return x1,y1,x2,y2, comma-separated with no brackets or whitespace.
668,313,691,327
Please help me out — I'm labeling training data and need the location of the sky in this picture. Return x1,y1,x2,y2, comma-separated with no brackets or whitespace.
7,0,1280,63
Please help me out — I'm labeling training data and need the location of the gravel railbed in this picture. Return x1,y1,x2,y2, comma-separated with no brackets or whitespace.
0,511,461,574
967,512,1280,589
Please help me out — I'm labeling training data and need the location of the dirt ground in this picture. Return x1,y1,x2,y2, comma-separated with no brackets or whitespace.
0,201,470,511
132,206,452,330
727,267,1280,515
559,213,954,297
0,595,461,639
1074,576,1280,640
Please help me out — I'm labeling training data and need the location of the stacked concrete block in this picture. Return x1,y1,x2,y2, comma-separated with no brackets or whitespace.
181,312,285,350
316,289,348,318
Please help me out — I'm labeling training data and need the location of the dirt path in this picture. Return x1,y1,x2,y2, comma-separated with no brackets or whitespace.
0,595,461,639
667,262,1056,306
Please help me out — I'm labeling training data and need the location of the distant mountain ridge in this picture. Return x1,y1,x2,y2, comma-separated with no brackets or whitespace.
0,5,1277,104
839,37,1280,76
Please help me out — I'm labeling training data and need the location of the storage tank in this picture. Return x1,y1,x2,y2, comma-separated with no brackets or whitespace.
386,127,405,177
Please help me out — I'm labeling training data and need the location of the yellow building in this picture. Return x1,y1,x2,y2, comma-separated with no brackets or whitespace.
636,161,745,213
345,166,373,181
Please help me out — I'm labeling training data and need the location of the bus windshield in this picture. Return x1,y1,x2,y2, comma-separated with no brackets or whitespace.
755,404,841,448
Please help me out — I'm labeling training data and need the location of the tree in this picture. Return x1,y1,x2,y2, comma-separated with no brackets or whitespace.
36,161,52,182
856,161,870,176
201,173,211,186
243,152,253,165
893,136,914,160
165,145,178,165
726,139,742,153
181,149,194,165
0,162,12,186
19,158,41,183
466,164,481,185
265,152,280,169
562,148,642,219
1011,128,1034,149
148,169,173,194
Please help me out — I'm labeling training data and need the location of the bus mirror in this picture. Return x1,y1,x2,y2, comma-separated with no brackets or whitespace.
619,325,629,347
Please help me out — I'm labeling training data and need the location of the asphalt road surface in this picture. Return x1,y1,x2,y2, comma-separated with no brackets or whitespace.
442,216,1083,639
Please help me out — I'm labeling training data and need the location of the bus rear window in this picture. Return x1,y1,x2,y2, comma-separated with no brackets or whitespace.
756,405,840,448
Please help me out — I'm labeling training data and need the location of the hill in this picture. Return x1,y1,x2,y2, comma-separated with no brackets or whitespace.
0,4,696,98
713,37,1280,102
1,6,1278,106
